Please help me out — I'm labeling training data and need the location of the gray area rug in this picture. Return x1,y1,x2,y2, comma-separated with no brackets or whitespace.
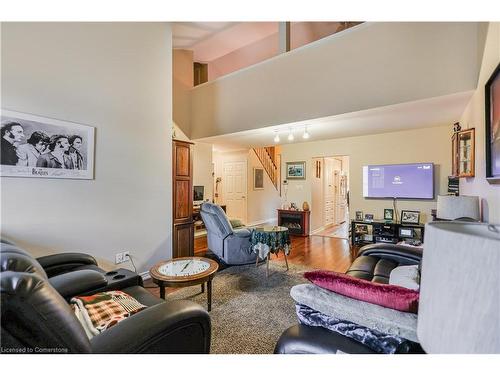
164,261,312,354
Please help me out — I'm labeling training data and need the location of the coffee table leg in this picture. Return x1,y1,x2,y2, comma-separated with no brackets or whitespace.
207,277,213,312
284,251,289,271
159,284,166,299
266,253,270,277
201,282,205,293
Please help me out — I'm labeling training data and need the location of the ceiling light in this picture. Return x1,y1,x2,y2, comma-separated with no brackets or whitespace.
274,132,280,143
288,129,294,141
303,127,310,139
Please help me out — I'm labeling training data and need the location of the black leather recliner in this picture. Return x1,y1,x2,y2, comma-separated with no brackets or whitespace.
1,242,211,353
275,243,423,354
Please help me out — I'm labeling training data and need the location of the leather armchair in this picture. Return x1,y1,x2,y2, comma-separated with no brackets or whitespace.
200,202,257,265
37,252,101,278
0,240,143,299
275,243,424,354
346,243,422,284
1,242,211,353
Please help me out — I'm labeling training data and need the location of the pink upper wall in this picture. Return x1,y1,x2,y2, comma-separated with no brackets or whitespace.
206,22,360,81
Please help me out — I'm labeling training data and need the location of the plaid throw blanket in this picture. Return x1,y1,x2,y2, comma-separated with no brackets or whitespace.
71,291,146,339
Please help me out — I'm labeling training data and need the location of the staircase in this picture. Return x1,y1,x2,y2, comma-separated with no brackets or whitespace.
253,147,279,191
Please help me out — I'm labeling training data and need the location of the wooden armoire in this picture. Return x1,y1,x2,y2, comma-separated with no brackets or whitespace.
172,139,194,258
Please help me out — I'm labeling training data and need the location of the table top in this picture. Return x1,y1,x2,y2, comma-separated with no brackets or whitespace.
149,257,218,282
254,225,288,233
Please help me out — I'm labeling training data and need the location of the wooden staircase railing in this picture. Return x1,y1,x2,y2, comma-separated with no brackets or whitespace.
253,147,279,191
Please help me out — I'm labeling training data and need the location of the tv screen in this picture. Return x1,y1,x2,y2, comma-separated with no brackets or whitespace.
193,186,204,201
363,163,434,199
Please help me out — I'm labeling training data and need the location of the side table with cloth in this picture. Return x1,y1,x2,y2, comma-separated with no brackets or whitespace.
250,226,291,277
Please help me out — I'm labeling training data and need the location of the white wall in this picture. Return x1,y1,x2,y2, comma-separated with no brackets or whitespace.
1,23,173,273
193,142,214,202
213,149,281,224
460,22,500,224
191,22,480,139
280,126,452,229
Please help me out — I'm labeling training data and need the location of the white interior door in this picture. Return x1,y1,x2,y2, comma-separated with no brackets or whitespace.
223,161,247,222
323,159,335,226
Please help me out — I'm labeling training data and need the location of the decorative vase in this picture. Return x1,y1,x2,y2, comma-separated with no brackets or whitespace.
302,201,310,211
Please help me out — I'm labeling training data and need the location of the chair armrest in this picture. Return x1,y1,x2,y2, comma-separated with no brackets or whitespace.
233,228,252,238
37,252,98,277
49,270,108,299
90,300,211,353
358,243,423,265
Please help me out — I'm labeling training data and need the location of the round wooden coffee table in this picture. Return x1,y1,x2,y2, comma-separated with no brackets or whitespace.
149,257,219,311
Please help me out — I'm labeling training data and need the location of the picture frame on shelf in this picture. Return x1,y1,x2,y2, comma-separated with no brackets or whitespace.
485,62,500,183
355,211,363,221
364,213,374,222
384,208,394,221
286,161,306,180
401,210,420,225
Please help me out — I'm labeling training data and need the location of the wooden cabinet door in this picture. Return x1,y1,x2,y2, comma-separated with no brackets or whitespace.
173,222,194,258
172,140,194,258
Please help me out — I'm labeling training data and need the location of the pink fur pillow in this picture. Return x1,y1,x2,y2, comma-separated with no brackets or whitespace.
303,270,419,313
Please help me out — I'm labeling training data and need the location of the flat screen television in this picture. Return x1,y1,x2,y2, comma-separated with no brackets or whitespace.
193,185,204,202
363,163,434,199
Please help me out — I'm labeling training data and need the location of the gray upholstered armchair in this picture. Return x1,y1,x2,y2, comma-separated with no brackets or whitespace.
200,203,257,265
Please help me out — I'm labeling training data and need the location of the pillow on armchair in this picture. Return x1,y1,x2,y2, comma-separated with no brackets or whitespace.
304,270,419,313
229,218,245,228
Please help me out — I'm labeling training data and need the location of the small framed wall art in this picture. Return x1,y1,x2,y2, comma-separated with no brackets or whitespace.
253,167,264,190
286,161,306,180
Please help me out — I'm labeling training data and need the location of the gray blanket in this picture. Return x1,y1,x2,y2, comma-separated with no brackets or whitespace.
296,303,412,354
290,283,418,342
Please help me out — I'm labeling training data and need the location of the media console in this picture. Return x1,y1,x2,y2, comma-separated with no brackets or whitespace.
351,219,424,247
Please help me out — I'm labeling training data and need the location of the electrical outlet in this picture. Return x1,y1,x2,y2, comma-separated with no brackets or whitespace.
115,251,131,264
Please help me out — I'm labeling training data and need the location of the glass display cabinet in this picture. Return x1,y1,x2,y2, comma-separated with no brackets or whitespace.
452,128,475,178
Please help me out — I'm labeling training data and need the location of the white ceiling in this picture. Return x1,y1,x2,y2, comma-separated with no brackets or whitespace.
172,22,278,62
195,91,474,152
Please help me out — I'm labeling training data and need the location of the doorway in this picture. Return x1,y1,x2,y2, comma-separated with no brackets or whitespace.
222,160,247,222
311,156,349,239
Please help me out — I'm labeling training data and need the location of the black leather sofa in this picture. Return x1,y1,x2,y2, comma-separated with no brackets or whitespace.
275,243,423,354
0,241,211,353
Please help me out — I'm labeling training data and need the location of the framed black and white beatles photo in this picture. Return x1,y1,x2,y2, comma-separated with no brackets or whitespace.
1,110,95,179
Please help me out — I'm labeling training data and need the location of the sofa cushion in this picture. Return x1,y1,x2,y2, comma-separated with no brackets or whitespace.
304,270,419,313
389,265,420,291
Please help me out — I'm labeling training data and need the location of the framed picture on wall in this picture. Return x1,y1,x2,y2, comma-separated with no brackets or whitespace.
253,167,264,190
1,109,95,179
485,62,500,183
286,161,306,180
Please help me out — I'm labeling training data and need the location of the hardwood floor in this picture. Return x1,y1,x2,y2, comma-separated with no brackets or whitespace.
194,234,356,273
